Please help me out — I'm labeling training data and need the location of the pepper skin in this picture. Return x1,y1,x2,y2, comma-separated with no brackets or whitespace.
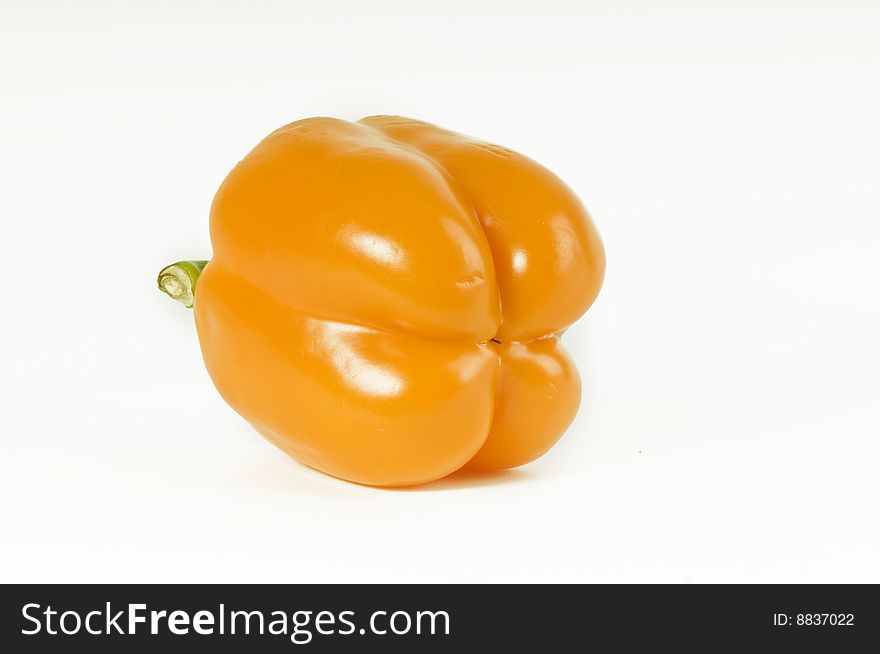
185,116,604,487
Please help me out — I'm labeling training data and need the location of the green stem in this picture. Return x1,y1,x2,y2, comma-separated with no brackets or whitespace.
157,260,208,308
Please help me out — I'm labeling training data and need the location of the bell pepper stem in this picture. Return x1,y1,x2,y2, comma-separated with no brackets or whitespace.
157,260,208,308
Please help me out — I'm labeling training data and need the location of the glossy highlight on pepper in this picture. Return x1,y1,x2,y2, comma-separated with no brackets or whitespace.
159,115,605,487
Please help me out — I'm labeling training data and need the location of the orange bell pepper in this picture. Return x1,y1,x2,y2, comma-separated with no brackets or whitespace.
158,116,605,487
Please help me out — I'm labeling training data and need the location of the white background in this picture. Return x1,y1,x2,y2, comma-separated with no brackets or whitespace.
2,0,878,583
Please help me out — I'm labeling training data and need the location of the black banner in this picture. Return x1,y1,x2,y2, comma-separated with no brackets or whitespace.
1,584,877,651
